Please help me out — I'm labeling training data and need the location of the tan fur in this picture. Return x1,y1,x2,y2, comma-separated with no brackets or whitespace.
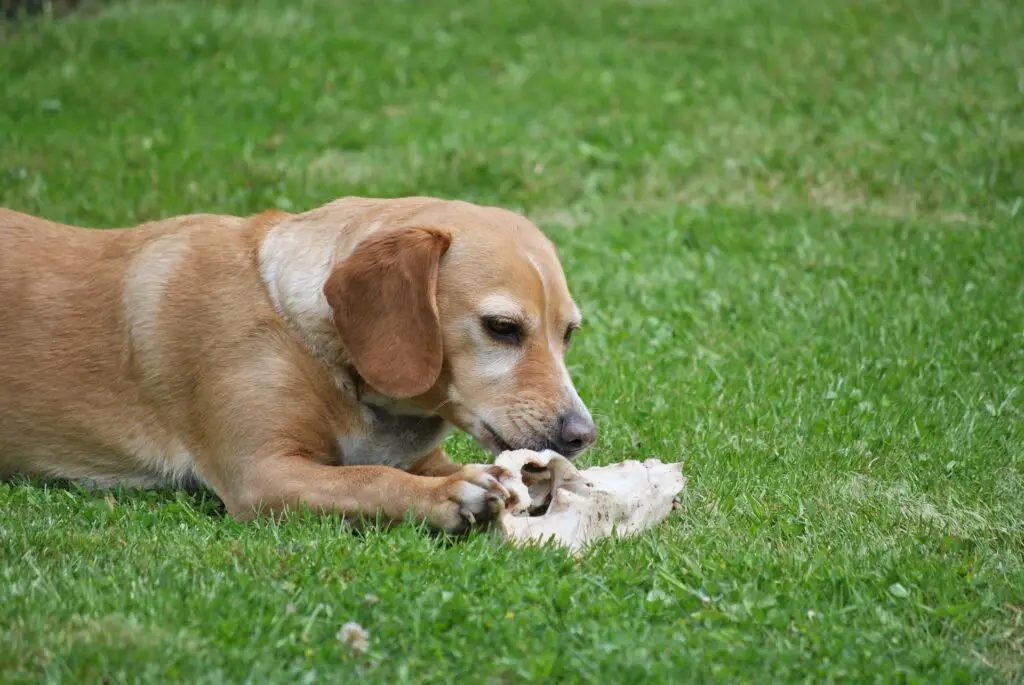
324,227,451,398
0,197,596,532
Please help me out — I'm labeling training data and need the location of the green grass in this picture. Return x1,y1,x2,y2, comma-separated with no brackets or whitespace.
2,0,1023,681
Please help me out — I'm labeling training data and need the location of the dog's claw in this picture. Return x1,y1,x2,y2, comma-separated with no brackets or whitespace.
490,478,510,499
432,463,517,533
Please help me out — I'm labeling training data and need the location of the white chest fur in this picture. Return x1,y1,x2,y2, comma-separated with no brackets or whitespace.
338,403,451,470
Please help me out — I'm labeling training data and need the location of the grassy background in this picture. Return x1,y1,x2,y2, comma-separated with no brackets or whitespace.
2,0,1023,681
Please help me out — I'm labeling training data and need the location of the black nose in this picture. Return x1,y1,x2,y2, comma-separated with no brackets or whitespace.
552,411,598,456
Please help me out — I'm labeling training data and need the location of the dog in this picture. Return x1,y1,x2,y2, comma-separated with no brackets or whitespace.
0,196,597,532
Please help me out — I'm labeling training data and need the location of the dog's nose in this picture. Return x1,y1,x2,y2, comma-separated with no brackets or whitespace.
553,411,597,456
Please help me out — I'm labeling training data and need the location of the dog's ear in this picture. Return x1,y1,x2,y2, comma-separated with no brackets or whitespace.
324,227,452,398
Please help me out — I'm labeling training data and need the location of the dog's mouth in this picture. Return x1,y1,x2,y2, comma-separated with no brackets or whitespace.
481,422,581,459
482,422,514,453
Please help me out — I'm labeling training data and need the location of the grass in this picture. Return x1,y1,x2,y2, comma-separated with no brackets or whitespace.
1,0,1023,681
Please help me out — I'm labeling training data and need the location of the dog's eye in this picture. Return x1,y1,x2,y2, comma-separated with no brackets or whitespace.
482,317,523,343
563,325,579,347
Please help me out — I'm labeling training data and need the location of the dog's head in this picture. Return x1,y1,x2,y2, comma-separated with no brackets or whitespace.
323,200,597,458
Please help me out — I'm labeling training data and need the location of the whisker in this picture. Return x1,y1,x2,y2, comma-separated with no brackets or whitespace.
430,397,452,413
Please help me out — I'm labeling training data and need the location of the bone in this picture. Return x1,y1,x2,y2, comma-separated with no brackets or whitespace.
493,449,686,555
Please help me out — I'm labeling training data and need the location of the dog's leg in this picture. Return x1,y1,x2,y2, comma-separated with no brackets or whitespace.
186,341,509,532
223,454,510,533
408,447,463,477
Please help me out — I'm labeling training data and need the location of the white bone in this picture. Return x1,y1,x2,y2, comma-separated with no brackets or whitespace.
493,449,687,555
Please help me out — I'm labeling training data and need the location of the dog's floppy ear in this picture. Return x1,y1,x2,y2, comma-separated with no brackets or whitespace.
324,227,452,398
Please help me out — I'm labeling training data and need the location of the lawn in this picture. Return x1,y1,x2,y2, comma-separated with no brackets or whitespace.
2,0,1023,681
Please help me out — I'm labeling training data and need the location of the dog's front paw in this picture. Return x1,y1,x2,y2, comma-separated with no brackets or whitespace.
429,464,512,534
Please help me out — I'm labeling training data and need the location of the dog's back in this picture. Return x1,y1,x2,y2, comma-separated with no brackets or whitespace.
0,210,225,485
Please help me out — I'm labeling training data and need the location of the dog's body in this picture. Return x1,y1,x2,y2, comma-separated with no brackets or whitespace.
0,197,596,531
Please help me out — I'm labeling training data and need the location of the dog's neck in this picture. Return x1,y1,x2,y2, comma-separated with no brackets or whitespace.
258,216,345,365
256,214,437,422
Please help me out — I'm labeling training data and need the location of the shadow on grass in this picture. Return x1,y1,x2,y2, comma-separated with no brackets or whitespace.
3,474,498,547
2,0,108,24
3,473,229,516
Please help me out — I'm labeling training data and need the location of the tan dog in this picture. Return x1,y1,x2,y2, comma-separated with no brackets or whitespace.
0,197,596,532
